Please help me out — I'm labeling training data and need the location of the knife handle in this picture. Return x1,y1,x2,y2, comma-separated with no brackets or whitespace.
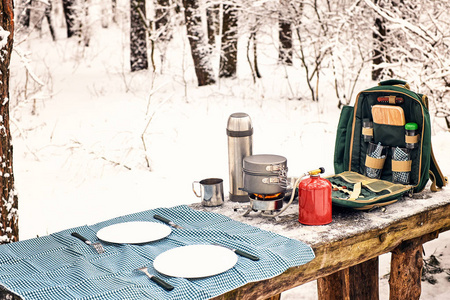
153,214,170,225
71,232,89,243
234,249,260,261
151,276,174,291
377,96,404,104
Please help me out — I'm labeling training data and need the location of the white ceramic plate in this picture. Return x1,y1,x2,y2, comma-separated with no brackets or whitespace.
153,245,238,278
96,221,171,244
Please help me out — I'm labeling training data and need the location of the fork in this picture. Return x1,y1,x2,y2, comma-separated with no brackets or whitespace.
137,267,174,291
71,232,105,254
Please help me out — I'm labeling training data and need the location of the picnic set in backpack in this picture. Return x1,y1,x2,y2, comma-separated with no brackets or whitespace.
329,79,448,210
224,79,448,224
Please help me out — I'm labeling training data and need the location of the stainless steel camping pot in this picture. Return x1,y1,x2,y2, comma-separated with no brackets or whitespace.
243,154,288,195
227,113,253,202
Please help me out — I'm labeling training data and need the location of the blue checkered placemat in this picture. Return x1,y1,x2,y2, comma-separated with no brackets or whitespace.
0,205,315,300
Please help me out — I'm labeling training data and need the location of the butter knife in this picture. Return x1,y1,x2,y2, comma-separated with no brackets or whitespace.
214,244,260,261
153,215,183,229
137,267,174,291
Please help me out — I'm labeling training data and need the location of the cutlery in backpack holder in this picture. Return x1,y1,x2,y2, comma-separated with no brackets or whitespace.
327,171,411,210
332,79,447,210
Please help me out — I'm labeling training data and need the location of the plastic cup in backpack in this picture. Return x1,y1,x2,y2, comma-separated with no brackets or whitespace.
362,119,374,142
391,147,411,185
364,142,387,179
405,122,419,149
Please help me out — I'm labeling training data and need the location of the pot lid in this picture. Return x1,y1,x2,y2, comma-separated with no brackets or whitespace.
243,154,287,173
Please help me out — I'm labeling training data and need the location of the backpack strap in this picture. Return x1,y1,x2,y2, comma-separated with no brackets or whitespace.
421,94,429,107
421,94,448,191
429,147,448,192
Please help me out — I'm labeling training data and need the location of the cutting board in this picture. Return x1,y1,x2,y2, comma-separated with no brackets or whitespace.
372,105,405,126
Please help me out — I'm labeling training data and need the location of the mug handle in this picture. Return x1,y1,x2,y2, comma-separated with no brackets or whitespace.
192,181,201,198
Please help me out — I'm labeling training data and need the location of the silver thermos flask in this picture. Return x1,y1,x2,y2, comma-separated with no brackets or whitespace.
227,113,253,202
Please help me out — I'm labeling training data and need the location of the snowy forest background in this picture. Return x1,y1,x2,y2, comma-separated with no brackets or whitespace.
1,0,450,298
11,0,450,111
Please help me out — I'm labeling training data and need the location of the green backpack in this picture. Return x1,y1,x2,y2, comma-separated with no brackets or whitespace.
330,79,448,210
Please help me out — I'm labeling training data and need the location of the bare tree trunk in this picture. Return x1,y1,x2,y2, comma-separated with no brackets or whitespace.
253,33,260,79
278,0,293,65
206,3,219,46
278,19,292,65
182,0,216,86
372,0,392,80
45,0,56,41
111,0,117,23
1,0,19,244
372,13,385,80
18,0,31,27
219,4,238,78
247,29,261,82
155,0,171,41
130,0,148,71
61,0,78,37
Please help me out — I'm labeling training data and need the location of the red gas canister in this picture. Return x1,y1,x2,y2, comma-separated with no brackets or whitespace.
298,174,332,225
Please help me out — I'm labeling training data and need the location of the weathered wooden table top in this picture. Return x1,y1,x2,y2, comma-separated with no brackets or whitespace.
192,186,450,299
191,185,450,249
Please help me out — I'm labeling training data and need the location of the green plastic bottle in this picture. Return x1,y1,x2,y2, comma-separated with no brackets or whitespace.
405,122,419,149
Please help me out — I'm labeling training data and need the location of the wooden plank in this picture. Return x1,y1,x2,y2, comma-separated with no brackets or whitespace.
211,202,450,300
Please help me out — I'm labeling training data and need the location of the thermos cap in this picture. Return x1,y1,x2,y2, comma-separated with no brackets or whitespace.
227,113,253,137
405,122,418,130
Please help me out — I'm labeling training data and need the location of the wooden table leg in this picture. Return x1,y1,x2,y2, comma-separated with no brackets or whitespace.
348,257,379,299
389,240,423,300
317,268,350,300
388,231,440,300
317,257,379,300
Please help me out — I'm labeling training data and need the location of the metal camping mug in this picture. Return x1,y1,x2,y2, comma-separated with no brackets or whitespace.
192,178,224,207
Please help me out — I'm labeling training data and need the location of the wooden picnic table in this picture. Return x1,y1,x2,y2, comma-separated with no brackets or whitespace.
192,186,450,300
0,186,448,300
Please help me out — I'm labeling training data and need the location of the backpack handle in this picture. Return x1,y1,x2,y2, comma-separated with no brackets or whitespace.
379,79,410,90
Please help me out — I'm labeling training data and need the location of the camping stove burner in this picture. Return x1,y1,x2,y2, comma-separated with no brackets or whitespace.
252,192,284,200
243,192,285,216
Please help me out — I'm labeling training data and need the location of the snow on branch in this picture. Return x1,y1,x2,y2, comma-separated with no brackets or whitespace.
0,26,10,50
13,46,45,86
364,0,440,46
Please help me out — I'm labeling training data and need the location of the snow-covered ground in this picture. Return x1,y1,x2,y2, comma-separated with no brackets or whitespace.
9,3,450,299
